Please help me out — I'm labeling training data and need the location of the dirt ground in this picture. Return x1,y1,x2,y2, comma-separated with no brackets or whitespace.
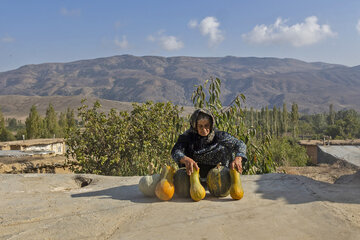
277,162,359,184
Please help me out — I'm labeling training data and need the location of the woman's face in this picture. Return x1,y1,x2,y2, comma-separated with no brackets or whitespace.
196,119,211,137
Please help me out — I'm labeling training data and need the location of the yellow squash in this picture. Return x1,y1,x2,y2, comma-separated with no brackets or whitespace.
155,166,176,201
229,168,244,200
190,168,206,202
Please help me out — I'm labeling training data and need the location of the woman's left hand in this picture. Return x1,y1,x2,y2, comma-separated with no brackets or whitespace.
230,157,243,174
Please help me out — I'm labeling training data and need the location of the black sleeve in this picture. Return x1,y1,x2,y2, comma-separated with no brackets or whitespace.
217,131,247,162
171,130,191,165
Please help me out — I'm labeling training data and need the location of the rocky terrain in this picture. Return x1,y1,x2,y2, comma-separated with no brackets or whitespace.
1,55,360,114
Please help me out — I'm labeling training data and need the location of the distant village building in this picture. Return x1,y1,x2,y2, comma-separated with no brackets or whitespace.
0,138,66,157
299,139,360,168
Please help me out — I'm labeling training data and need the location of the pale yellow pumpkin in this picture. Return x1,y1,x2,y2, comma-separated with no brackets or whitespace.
138,174,161,197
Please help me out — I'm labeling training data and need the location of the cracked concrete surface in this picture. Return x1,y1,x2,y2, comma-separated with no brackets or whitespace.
1,173,360,240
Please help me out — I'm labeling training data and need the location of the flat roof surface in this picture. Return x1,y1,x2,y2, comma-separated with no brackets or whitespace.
299,139,360,146
1,173,360,239
319,145,360,167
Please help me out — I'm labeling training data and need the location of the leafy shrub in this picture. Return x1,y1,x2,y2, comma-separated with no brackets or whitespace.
66,100,184,176
269,137,309,166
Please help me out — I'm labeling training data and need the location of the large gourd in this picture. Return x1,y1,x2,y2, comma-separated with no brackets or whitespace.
173,168,191,198
155,166,176,201
206,163,231,197
138,174,161,197
229,168,244,200
190,168,206,202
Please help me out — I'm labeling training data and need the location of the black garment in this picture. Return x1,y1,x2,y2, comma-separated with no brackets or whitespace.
172,109,247,190
171,129,247,168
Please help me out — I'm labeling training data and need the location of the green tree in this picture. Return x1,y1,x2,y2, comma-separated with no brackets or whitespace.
265,106,270,135
7,118,17,130
0,107,6,141
15,128,27,140
272,106,278,137
0,108,4,128
328,104,335,125
0,107,4,130
66,108,76,129
58,111,67,137
44,103,59,138
335,109,360,138
0,107,15,141
312,113,328,136
250,107,254,127
291,103,299,138
25,105,42,139
281,103,288,136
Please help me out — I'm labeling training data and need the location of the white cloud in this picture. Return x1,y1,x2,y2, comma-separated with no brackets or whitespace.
60,7,81,17
242,16,336,47
188,19,198,28
114,36,129,49
160,35,184,51
357,20,360,34
147,32,184,51
1,35,15,43
189,16,224,47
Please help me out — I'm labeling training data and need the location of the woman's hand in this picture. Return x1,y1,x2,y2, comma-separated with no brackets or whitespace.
180,156,199,176
230,156,243,174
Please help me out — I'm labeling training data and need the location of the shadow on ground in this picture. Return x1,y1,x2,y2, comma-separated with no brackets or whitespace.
71,184,196,203
71,171,360,205
254,172,360,205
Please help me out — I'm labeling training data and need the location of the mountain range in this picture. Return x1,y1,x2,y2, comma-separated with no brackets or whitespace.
1,54,360,115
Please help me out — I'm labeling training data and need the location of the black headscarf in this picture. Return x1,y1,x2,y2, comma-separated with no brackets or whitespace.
188,109,216,143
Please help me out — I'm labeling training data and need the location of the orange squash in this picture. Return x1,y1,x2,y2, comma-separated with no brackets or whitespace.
190,168,206,202
155,166,176,201
229,168,244,200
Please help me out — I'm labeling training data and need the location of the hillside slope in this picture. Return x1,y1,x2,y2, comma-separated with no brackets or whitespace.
1,55,359,113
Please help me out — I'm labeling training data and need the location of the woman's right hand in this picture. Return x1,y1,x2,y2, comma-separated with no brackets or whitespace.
180,156,199,176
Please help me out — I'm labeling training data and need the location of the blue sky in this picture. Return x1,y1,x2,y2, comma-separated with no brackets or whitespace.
1,0,360,72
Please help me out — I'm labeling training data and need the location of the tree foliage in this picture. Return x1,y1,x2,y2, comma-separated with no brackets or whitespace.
25,105,42,139
191,77,276,174
66,100,184,176
0,107,15,141
44,103,60,138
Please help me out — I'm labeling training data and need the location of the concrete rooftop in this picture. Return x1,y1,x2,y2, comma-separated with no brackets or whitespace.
1,173,360,240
